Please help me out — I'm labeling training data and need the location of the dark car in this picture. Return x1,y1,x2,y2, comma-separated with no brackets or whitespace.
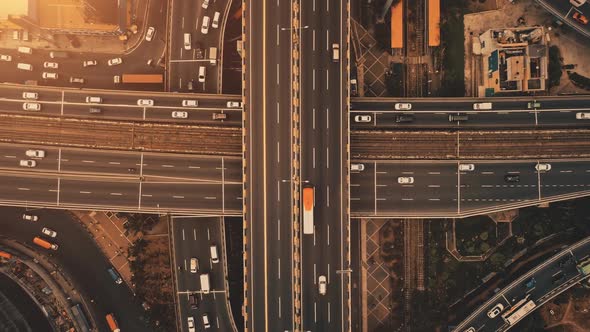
504,174,520,183
395,114,415,123
189,293,198,309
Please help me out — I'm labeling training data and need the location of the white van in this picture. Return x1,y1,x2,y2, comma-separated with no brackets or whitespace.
202,314,211,329
17,63,33,71
332,43,340,62
17,46,32,54
85,96,102,104
190,257,199,273
210,244,219,263
184,33,192,50
209,47,217,65
473,102,492,110
212,12,221,28
198,66,206,83
201,16,210,34
200,274,210,294
182,99,199,107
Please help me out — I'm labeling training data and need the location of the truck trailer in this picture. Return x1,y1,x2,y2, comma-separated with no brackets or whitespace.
33,237,58,250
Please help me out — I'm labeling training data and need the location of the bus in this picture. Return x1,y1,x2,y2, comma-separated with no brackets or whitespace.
577,257,590,275
106,313,121,332
503,300,536,325
302,185,315,234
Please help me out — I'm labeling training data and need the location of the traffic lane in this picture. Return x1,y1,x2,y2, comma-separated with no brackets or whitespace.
59,179,139,207
540,160,590,197
0,86,63,101
0,145,59,170
147,108,241,124
0,99,62,115
0,175,57,203
140,182,242,212
64,92,200,108
538,110,590,125
142,155,229,181
60,149,140,174
63,103,143,119
460,162,539,211
350,162,376,214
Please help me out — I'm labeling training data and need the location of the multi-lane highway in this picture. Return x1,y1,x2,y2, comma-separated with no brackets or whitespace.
244,0,296,329
172,216,236,332
351,159,590,218
299,0,350,330
454,236,590,332
0,143,242,214
168,0,231,92
0,85,242,124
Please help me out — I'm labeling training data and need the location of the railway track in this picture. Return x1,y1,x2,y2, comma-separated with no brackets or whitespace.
351,129,590,160
0,114,242,155
403,0,427,98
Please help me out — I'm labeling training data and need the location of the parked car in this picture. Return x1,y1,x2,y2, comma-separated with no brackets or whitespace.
0,54,11,62
187,317,196,332
459,164,475,171
573,12,589,25
351,163,365,171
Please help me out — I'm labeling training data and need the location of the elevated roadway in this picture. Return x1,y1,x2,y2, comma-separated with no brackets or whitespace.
454,236,590,332
243,0,295,330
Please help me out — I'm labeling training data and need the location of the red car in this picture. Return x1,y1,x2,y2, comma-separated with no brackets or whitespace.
573,12,589,25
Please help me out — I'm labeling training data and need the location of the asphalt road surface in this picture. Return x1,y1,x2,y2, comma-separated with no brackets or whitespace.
0,143,242,215
172,216,235,332
299,0,349,330
351,159,590,218
244,0,295,329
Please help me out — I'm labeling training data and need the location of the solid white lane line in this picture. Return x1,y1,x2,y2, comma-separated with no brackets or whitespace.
313,108,316,129
108,162,121,165
173,195,185,199
277,141,280,163
162,164,174,168
326,185,330,207
560,170,573,173
17,188,30,191
194,228,197,241
313,147,316,168
277,63,279,84
204,196,217,200
327,224,330,246
141,194,153,197
314,302,317,322
182,229,185,241
110,193,122,196
207,228,210,241
326,29,329,50
278,258,281,280
326,147,329,168
188,166,201,169
81,160,95,163
79,191,92,194
276,25,279,46
326,69,329,90
313,69,316,90
277,180,280,201
326,107,329,129
277,102,280,124
314,264,317,283
181,17,185,29
277,219,280,241
328,302,331,322
428,185,440,188
278,296,282,318
313,29,316,51
4,155,15,158
326,0,329,11
481,171,494,175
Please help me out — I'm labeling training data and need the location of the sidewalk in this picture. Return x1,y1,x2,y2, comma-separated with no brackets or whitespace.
70,211,139,288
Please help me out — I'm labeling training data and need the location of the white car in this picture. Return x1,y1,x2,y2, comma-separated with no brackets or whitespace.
43,62,58,69
172,111,188,119
459,164,475,171
70,77,85,84
487,303,504,318
42,227,57,238
201,16,210,35
85,96,102,104
182,100,199,107
23,102,41,111
464,328,476,332
22,214,38,222
83,60,97,67
22,92,38,100
202,0,210,9
394,103,412,110
107,57,123,66
318,275,327,295
190,258,199,273
19,159,36,167
536,163,551,171
187,316,195,332
354,115,372,123
145,27,156,41
397,176,414,184
226,101,242,108
351,163,365,171
26,150,45,158
137,99,154,107
42,72,58,79
0,54,11,62
576,112,590,120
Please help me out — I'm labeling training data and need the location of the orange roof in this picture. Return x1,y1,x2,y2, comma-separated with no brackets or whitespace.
428,0,440,47
391,2,403,49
